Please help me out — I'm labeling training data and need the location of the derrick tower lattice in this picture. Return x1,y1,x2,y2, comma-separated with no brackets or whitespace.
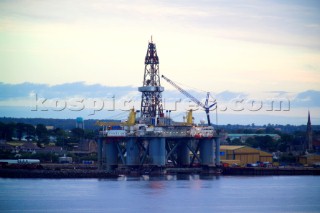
138,37,164,124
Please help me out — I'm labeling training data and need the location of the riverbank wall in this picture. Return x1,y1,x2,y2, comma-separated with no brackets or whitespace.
0,169,119,178
223,167,320,175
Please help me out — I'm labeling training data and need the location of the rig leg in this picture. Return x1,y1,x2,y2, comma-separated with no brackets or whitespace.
105,141,118,172
199,138,214,166
126,137,140,166
149,137,166,166
215,137,221,166
177,140,190,166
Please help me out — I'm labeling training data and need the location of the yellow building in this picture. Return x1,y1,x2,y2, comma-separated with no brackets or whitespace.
299,154,320,166
220,145,273,166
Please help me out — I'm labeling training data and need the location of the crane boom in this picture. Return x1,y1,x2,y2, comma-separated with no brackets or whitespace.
161,75,204,108
161,75,216,125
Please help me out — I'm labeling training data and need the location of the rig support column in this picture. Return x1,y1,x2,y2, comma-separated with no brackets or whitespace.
200,138,214,165
149,137,166,166
215,137,220,166
177,139,190,166
126,137,140,166
105,140,118,172
97,138,103,169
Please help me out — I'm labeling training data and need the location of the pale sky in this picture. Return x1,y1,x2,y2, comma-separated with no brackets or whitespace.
1,0,320,92
0,0,320,124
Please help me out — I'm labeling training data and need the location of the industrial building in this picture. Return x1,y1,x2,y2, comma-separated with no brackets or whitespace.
299,154,320,166
97,38,221,174
220,145,273,166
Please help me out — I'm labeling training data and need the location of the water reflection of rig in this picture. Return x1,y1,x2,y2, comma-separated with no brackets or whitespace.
97,37,221,175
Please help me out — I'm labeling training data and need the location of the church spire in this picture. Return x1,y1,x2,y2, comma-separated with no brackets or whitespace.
306,110,313,151
307,110,311,126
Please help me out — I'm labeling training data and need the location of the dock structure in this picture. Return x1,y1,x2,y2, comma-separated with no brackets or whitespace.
97,37,221,175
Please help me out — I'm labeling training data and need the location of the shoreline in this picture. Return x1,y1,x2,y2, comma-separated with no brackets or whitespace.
223,167,320,176
0,169,119,179
1,167,320,178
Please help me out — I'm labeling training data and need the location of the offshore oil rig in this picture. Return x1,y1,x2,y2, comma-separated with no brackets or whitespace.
97,37,221,175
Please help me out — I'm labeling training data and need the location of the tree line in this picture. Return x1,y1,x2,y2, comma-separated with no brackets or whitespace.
0,122,97,150
227,132,311,153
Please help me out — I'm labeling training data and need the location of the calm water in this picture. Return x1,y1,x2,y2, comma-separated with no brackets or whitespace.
0,175,320,213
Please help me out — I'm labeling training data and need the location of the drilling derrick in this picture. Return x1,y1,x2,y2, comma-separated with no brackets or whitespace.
98,37,222,174
138,37,164,124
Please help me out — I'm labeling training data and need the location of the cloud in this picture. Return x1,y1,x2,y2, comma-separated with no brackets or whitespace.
215,91,247,101
293,90,320,107
0,81,219,107
0,82,136,100
1,0,319,49
0,82,319,124
0,82,47,100
1,82,320,108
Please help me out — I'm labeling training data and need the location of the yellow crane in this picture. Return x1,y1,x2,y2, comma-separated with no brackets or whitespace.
95,108,137,127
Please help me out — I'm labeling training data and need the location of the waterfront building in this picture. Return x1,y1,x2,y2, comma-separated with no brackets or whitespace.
220,145,273,166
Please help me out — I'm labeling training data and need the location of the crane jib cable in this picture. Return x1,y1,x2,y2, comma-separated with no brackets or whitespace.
161,75,216,125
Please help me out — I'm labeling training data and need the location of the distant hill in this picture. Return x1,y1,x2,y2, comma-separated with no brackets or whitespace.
1,117,319,133
215,124,320,133
0,117,121,130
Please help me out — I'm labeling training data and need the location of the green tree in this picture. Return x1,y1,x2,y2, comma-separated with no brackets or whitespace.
25,124,36,141
277,133,293,152
0,122,5,139
255,135,277,152
36,124,49,144
245,137,259,148
230,138,243,145
3,123,16,141
13,123,36,141
279,153,297,164
243,129,254,134
54,128,67,148
16,123,26,141
84,130,95,139
255,129,265,134
71,128,84,140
